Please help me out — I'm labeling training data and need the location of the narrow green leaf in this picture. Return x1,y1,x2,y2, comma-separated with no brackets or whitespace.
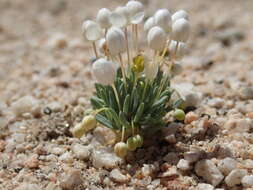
134,103,144,123
123,94,130,114
96,114,114,129
119,111,131,127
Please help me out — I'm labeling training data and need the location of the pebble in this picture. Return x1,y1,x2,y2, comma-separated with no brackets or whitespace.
239,87,253,100
59,152,74,163
92,147,122,169
217,157,237,175
196,183,214,190
60,169,82,190
47,102,64,112
141,164,156,176
72,144,90,160
195,159,224,186
15,183,42,190
11,96,40,116
177,159,191,171
241,175,253,188
93,127,117,145
224,118,252,133
45,182,61,190
225,169,247,187
184,112,198,124
24,154,40,169
208,98,225,108
50,147,65,155
110,168,130,183
184,150,201,163
47,33,68,49
163,152,180,165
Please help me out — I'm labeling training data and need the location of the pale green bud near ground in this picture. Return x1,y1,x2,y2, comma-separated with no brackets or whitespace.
71,123,86,138
82,20,102,41
172,18,190,42
106,27,126,55
97,8,111,29
154,9,172,33
114,142,128,158
81,115,97,131
126,0,144,24
135,134,143,148
169,40,188,59
144,17,155,33
92,58,117,85
127,137,138,151
148,26,166,51
173,109,185,121
172,10,189,23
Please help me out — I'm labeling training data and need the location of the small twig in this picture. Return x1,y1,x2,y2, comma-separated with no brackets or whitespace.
118,53,126,82
92,42,98,58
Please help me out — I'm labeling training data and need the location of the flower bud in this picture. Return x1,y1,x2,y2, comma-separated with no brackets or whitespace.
126,0,144,24
92,58,117,85
173,109,185,121
172,18,190,42
135,134,143,148
81,115,97,131
169,40,188,59
97,8,111,29
71,123,86,138
127,137,138,151
147,26,166,51
172,10,189,23
98,38,107,54
132,55,144,73
114,142,128,158
154,9,172,33
82,20,102,41
144,60,158,80
144,17,155,33
106,27,126,55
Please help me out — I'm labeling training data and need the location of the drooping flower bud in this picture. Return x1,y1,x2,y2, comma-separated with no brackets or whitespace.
126,0,145,24
92,58,117,85
106,27,126,55
147,26,166,51
97,8,111,29
172,10,189,23
71,123,86,138
127,137,138,151
132,54,145,73
144,17,155,33
172,18,190,42
169,40,188,59
98,38,107,54
135,134,143,148
114,142,128,158
81,115,97,131
82,20,102,41
154,9,172,33
173,109,185,121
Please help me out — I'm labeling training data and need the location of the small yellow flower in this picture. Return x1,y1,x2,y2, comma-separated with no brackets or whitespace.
132,54,145,73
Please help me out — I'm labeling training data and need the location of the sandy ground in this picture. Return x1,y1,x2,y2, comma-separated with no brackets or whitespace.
0,0,253,189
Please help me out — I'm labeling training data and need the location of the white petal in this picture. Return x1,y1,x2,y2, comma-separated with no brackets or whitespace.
109,12,127,27
131,11,145,24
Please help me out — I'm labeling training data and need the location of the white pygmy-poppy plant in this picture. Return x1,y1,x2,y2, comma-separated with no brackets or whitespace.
126,0,145,24
169,40,188,59
98,38,107,54
106,27,126,56
172,10,189,23
147,26,166,51
82,20,102,41
92,58,117,85
144,17,156,33
97,8,111,29
154,9,172,33
172,18,190,42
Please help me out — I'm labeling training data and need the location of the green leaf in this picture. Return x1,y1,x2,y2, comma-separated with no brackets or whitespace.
134,103,144,123
90,96,105,109
173,98,184,109
96,114,114,129
123,94,130,114
119,111,131,127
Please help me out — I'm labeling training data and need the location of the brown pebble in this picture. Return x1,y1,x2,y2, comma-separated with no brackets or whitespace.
0,140,6,152
184,112,198,124
246,112,253,119
24,155,40,169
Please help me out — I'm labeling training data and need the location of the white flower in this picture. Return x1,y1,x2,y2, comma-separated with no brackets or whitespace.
172,18,190,42
97,8,111,29
82,20,102,41
92,58,117,85
106,27,126,55
98,38,107,54
154,9,172,33
147,26,166,51
126,0,145,24
172,10,189,23
144,17,155,32
144,60,158,80
114,6,130,26
169,40,188,59
109,11,127,28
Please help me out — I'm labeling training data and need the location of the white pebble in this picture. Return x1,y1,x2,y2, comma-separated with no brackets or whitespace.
242,175,253,188
59,152,74,163
196,183,214,190
72,144,90,160
177,159,191,171
225,169,247,187
217,157,237,175
110,168,130,183
11,96,40,116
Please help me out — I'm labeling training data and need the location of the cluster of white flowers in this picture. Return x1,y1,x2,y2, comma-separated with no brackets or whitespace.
81,0,190,85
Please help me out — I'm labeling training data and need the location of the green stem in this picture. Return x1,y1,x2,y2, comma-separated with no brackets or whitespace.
112,84,121,110
121,126,125,142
